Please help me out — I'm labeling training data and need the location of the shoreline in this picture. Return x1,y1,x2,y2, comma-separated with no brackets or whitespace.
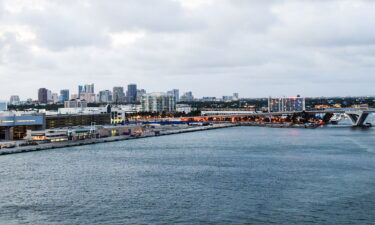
0,124,237,156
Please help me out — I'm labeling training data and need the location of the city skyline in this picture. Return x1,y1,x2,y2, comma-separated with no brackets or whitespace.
2,0,375,99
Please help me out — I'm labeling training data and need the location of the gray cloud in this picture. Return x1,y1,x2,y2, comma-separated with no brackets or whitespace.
1,0,375,100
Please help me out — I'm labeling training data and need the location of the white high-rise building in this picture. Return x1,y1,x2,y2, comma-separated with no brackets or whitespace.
9,95,20,105
52,93,59,103
141,92,176,112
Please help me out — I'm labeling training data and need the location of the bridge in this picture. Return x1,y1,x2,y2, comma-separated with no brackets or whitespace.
197,108,375,127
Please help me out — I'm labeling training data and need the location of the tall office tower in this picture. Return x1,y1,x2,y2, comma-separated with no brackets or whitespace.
127,84,137,103
78,85,84,98
85,84,95,93
9,95,20,105
47,90,52,102
98,90,112,103
78,84,95,98
113,87,125,103
38,88,48,104
60,89,70,102
167,89,179,102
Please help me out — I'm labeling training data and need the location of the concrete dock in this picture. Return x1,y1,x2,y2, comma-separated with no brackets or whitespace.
0,124,236,156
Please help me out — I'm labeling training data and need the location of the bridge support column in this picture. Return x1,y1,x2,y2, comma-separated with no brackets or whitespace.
345,111,370,127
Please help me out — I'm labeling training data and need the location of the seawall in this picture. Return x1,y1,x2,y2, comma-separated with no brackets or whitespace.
0,124,237,156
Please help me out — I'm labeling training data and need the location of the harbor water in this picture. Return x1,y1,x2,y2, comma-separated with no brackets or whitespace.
1,126,375,224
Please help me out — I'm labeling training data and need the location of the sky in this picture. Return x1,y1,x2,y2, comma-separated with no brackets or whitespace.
1,0,375,100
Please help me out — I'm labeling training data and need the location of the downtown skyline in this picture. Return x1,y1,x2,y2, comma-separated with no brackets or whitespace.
2,0,375,98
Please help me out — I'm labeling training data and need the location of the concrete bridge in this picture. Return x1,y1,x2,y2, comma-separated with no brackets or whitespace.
199,108,375,127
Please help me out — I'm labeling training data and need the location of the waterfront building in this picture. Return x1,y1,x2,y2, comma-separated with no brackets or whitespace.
64,99,88,109
200,97,218,102
176,104,193,114
180,91,194,102
127,84,137,103
9,95,20,105
98,90,112,103
268,96,306,112
141,92,176,112
46,113,110,129
38,88,48,104
113,87,125,103
60,89,70,102
222,96,233,102
0,113,45,140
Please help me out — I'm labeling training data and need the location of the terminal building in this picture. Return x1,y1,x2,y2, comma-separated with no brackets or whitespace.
0,113,45,140
0,112,111,141
268,96,306,112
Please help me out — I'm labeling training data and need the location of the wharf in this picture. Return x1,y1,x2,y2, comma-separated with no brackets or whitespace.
0,124,236,156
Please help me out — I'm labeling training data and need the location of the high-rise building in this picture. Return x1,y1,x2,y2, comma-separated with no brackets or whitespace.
167,89,179,102
127,84,137,103
38,88,48,104
113,87,125,103
180,91,194,102
0,101,7,111
78,84,95,98
136,89,146,102
60,89,70,102
78,85,84,98
268,96,306,112
98,90,112,103
52,93,59,103
80,93,96,103
47,90,52,102
141,92,176,112
85,84,95,93
9,95,20,105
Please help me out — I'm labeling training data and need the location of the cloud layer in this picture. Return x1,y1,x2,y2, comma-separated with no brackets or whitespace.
1,0,375,99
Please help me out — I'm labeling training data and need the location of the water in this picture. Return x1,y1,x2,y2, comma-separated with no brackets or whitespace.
1,126,375,224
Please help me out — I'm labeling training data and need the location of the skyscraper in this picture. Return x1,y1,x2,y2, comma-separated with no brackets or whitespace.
9,95,20,105
127,84,137,103
78,84,95,98
98,90,112,103
78,85,84,98
60,89,70,102
85,84,95,93
38,88,48,104
167,89,179,102
180,91,194,102
113,87,125,103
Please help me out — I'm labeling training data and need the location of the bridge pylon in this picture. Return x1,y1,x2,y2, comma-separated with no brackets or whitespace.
345,111,370,127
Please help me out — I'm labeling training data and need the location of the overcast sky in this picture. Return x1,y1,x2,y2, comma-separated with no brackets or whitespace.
1,0,375,100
